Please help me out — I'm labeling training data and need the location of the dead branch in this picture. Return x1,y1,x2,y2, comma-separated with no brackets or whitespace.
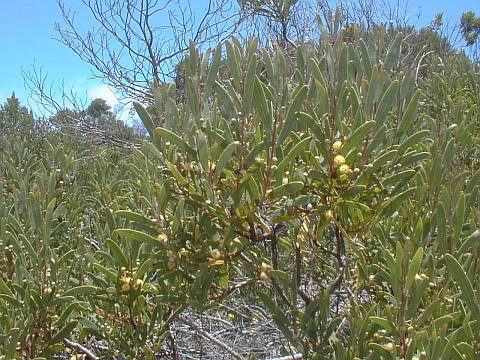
63,338,99,360
177,316,244,360
53,0,241,103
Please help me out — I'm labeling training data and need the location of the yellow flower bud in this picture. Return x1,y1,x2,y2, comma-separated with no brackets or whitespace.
260,262,273,272
259,272,270,281
338,164,351,175
209,249,221,260
334,155,346,166
332,140,343,152
121,282,131,293
134,279,143,290
157,233,168,243
384,342,395,352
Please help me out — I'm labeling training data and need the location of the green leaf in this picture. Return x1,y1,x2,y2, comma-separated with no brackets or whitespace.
205,43,222,95
268,181,304,199
299,112,324,140
457,230,480,254
382,169,416,187
342,185,367,199
7,328,20,359
186,77,199,119
275,137,311,175
63,286,100,297
277,85,308,144
133,102,155,138
375,80,399,127
17,234,38,267
379,187,416,218
152,295,185,304
370,150,398,173
214,141,240,182
445,254,480,322
244,48,258,114
406,277,429,319
384,33,403,71
405,247,423,290
397,89,422,138
337,43,348,90
106,239,128,268
165,160,188,186
342,120,375,155
466,169,480,195
365,67,381,115
368,343,395,359
397,130,430,155
453,193,465,247
258,291,294,342
359,39,372,78
308,58,326,88
154,127,196,157
0,276,14,298
398,151,430,167
196,130,210,171
47,320,78,347
214,81,235,119
417,300,439,328
114,210,157,227
254,77,272,141
437,202,448,252
369,316,396,332
115,229,159,246
92,263,117,282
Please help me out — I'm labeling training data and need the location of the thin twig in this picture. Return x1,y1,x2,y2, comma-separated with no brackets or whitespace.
268,354,303,360
63,338,99,360
178,316,244,360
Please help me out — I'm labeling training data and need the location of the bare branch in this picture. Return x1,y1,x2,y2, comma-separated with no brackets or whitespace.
53,0,240,103
63,338,99,360
177,316,244,360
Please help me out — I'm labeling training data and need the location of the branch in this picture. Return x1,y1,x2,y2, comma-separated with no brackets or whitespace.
177,316,244,360
268,354,303,360
63,338,99,360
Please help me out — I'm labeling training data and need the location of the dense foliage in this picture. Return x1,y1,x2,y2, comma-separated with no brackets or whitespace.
1,15,480,360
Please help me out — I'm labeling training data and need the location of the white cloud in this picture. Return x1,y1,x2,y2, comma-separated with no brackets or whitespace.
88,84,119,109
87,83,132,122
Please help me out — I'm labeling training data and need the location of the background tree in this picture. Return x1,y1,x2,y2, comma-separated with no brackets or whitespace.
50,98,137,149
0,92,35,136
460,11,480,59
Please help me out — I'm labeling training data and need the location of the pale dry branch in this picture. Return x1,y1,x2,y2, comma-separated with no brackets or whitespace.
63,338,99,360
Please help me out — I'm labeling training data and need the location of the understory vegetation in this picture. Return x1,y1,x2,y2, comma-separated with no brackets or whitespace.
1,3,480,360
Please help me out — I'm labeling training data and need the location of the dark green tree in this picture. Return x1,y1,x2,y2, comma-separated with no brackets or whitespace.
461,11,480,46
86,98,135,142
461,11,480,60
0,92,35,136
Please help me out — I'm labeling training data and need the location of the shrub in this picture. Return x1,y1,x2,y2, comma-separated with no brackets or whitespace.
0,25,479,360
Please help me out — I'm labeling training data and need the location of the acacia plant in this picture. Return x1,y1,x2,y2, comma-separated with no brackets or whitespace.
124,25,479,359
1,14,479,360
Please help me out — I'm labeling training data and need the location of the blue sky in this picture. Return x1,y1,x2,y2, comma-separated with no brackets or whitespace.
1,0,479,117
